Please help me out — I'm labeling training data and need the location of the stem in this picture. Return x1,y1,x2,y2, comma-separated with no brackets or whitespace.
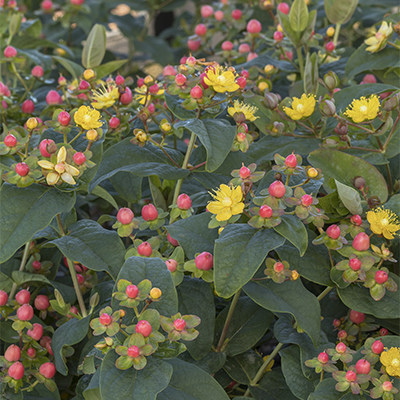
149,139,181,168
333,23,341,46
216,290,241,352
383,115,399,150
317,286,333,302
11,62,29,92
350,146,382,153
296,47,304,80
9,242,31,300
385,163,394,195
68,129,84,145
320,369,324,382
189,161,206,171
388,41,400,50
327,248,335,268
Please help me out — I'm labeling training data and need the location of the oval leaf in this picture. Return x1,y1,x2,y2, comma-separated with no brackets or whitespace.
82,24,106,69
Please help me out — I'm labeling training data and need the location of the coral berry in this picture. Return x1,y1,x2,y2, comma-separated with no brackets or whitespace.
8,362,24,380
195,252,213,271
177,194,192,210
15,289,31,305
137,242,152,257
273,31,284,41
355,359,371,375
34,294,49,310
39,139,56,157
135,320,152,337
188,39,201,51
236,77,247,89
77,274,84,285
4,46,17,58
326,224,341,239
349,310,365,324
352,232,370,251
99,313,112,326
222,41,233,51
173,319,186,331
301,195,313,207
120,87,133,104
27,347,36,358
4,134,17,147
238,43,250,53
317,352,329,363
231,9,242,20
325,42,335,52
115,75,125,85
336,342,347,354
127,345,140,358
0,290,8,306
163,65,177,76
27,323,43,341
349,258,361,271
371,340,384,354
117,208,134,225
175,73,187,86
285,153,297,168
268,180,286,198
201,5,213,18
338,330,347,339
73,152,86,165
125,284,139,299
58,111,71,126
259,205,273,219
273,262,284,273
239,166,251,179
375,270,388,284
22,99,35,113
17,304,34,321
345,370,357,382
5,345,21,362
166,259,178,272
46,90,62,105
32,260,41,270
383,381,393,392
215,10,224,21
247,19,262,34
380,328,388,336
195,24,207,36
350,215,362,226
142,204,158,221
109,117,120,129
40,362,56,379
277,2,290,14
32,65,44,78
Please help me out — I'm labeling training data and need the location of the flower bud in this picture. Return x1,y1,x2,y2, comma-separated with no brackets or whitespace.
326,27,335,37
334,122,348,136
264,92,279,109
319,99,336,117
324,71,340,91
150,288,162,300
177,194,192,210
83,69,96,81
352,176,366,190
367,195,381,209
86,129,98,141
26,117,38,130
307,168,318,178
5,345,21,362
382,95,399,111
190,85,203,99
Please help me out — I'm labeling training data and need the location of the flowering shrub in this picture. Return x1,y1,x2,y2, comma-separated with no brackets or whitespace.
0,0,399,399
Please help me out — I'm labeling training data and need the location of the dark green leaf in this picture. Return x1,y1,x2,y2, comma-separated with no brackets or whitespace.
93,60,127,79
224,350,263,384
82,24,106,68
273,214,308,256
53,56,84,80
308,378,349,400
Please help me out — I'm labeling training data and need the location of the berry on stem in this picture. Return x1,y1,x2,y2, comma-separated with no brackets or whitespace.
137,242,152,257
349,258,362,271
268,180,286,198
27,323,43,341
173,319,186,331
371,340,384,354
352,232,370,251
58,111,71,126
239,165,251,179
40,362,56,379
17,304,34,321
8,362,24,380
5,345,21,362
127,345,140,358
318,352,329,363
375,270,388,284
0,290,8,306
177,194,192,210
345,370,357,382
349,310,365,324
73,152,86,165
34,295,49,310
15,289,31,305
277,2,290,14
167,233,179,246
4,134,17,147
166,259,178,272
135,320,152,337
126,284,139,299
142,204,158,221
259,205,273,219
99,313,112,326
195,252,213,270
117,208,134,225
285,153,297,168
355,359,371,375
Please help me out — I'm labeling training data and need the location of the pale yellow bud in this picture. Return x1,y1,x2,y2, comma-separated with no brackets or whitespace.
26,117,38,130
264,64,274,74
83,69,96,81
150,288,162,300
326,27,335,37
86,129,98,141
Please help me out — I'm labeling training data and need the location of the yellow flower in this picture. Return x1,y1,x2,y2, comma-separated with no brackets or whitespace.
365,21,393,53
228,100,259,122
74,106,102,130
203,65,240,93
38,146,80,185
207,184,244,222
91,83,119,109
344,95,380,123
291,270,300,280
134,85,164,105
367,207,400,240
283,94,316,120
380,347,400,378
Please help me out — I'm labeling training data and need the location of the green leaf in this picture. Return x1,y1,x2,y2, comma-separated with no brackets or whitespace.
224,350,264,384
214,224,286,298
134,36,173,65
91,185,119,210
83,369,102,400
308,149,388,204
175,119,236,172
273,214,308,256
289,0,309,32
24,383,61,400
0,184,75,263
215,296,273,357
9,13,22,36
49,220,126,280
177,278,215,360
53,56,84,80
324,0,359,24
93,60,127,79
304,52,319,95
244,95,272,134
278,10,301,48
179,351,226,374
89,139,188,192
82,24,106,68
110,172,143,203
52,316,90,375
334,180,362,215
100,351,172,400
308,378,349,400
166,213,219,259
244,279,321,346
383,193,400,218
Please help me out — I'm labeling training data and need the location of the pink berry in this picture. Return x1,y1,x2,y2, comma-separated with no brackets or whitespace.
15,162,29,177
0,290,8,306
231,9,242,20
350,215,362,225
27,347,36,358
349,310,365,324
32,65,44,78
4,46,17,58
58,75,66,85
380,328,388,336
127,345,140,358
147,103,155,114
285,153,297,168
126,284,139,299
79,80,90,90
195,24,207,36
336,342,347,354
163,65,177,77
21,99,35,113
8,362,24,380
259,205,273,219
99,313,112,326
175,73,187,86
177,194,192,210
117,207,134,225
149,84,159,95
120,87,132,104
201,5,213,18
40,362,56,379
142,204,158,221
34,294,49,311
215,10,224,21
383,381,393,391
166,259,177,272
39,139,56,157
241,70,250,79
237,77,247,89
317,352,329,364
355,359,371,375
72,152,86,166
273,262,284,273
222,41,233,51
325,41,335,52
349,258,362,271
345,370,357,382
45,340,53,356
238,43,250,53
115,75,125,85
268,180,286,198
352,232,370,251
58,111,71,126
247,19,262,34
362,74,376,84
167,233,179,246
188,39,201,51
333,319,341,328
371,340,384,354
135,320,152,337
77,274,84,285
137,78,144,87
186,56,196,66
301,195,313,207
5,345,21,362
239,166,251,179
326,225,341,240
338,330,347,339
4,133,17,148
375,270,388,284
285,50,293,60
195,252,213,271
32,261,41,270
137,242,152,257
247,52,258,61
41,0,53,10
17,304,34,321
109,117,120,129
68,306,78,318
46,90,62,105
27,323,43,341
173,318,186,331
273,31,284,41
277,2,290,14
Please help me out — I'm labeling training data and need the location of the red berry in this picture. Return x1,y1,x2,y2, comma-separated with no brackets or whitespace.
231,9,242,20
336,342,347,354
77,274,84,285
338,330,347,339
186,56,196,67
352,232,370,251
27,323,43,341
17,304,34,321
284,50,293,60
68,306,78,318
362,74,376,84
268,180,286,198
345,370,357,382
195,23,207,36
247,19,262,34
32,65,44,78
40,336,51,348
79,80,90,90
120,87,133,104
8,362,24,380
58,75,67,85
22,99,35,113
109,117,120,129
350,215,362,226
383,381,393,392
167,233,179,246
375,270,388,284
371,340,384,354
46,90,62,105
190,85,203,99
115,75,125,85
301,195,313,207
99,313,112,326
149,84,159,95
32,260,41,270
40,362,56,379
237,132,246,142
236,77,247,89
117,208,134,225
58,111,71,126
173,318,186,331
277,2,290,14
326,225,341,240
222,41,233,51
15,289,31,305
0,290,8,306
325,41,335,52
137,78,144,87
238,43,250,53
27,347,36,358
41,0,53,10
349,310,365,324
137,242,152,257
285,153,297,168
273,31,284,41
147,103,155,114
215,10,224,21
380,328,388,336
34,295,49,311
274,262,284,273
166,259,177,272
163,65,177,77
73,152,86,165
45,341,53,356
349,258,361,271
5,345,21,362
333,319,341,328
317,352,329,364
355,359,371,375
177,194,192,210
175,73,187,86
201,5,213,18
135,320,152,337
126,284,139,299
39,139,56,157
241,70,250,79
4,134,17,147
4,46,17,58
15,162,29,177
239,166,251,179
188,39,201,51
195,252,213,271
259,205,273,219
127,345,140,358
142,204,158,221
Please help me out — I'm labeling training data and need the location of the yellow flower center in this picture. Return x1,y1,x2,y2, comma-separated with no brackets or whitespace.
296,104,305,112
217,75,226,84
222,197,232,207
359,105,368,114
55,163,65,173
83,114,92,122
392,358,400,368
381,218,389,226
